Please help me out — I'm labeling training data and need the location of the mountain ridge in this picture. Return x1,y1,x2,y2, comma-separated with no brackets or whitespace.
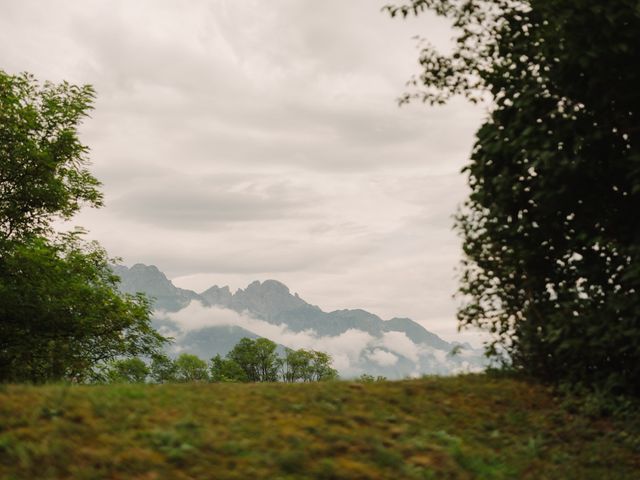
113,263,485,378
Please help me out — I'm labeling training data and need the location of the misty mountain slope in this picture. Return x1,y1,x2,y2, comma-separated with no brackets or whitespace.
114,263,486,378
382,317,453,351
228,279,309,320
176,326,261,360
113,264,199,312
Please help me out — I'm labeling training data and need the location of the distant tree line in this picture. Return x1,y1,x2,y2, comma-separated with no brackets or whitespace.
103,337,339,384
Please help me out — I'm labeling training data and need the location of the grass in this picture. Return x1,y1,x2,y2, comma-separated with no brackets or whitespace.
0,375,638,479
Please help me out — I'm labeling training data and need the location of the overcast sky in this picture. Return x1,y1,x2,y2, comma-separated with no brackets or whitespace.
1,0,487,344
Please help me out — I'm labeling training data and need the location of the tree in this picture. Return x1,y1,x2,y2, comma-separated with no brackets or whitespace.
0,233,166,382
308,351,338,382
150,353,178,383
106,357,149,383
227,337,280,382
209,354,247,383
279,348,338,382
0,71,101,243
386,1,640,394
211,338,338,383
174,353,209,382
280,348,313,383
0,70,168,383
253,338,280,382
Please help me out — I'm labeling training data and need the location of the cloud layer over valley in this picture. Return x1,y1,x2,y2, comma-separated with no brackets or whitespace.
158,301,482,378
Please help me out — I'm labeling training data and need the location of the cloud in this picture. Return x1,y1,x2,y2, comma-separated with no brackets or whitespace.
159,300,487,376
163,301,376,374
367,349,399,367
110,176,314,229
377,331,421,363
0,0,488,346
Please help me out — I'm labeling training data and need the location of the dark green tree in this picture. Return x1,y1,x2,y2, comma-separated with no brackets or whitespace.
174,353,209,382
0,71,101,243
386,1,640,394
281,349,338,382
308,351,338,382
0,233,166,382
106,357,149,383
209,354,248,383
0,70,168,383
150,353,178,384
253,338,280,382
227,337,280,382
280,348,313,383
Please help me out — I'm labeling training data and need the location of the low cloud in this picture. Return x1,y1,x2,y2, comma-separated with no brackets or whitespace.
367,349,399,367
162,301,375,374
377,331,421,363
160,300,484,376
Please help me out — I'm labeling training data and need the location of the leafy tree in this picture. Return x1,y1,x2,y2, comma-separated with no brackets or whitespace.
0,70,167,383
253,338,280,382
227,337,280,382
209,354,248,383
224,339,336,383
106,357,149,383
227,338,259,381
280,348,313,383
0,233,165,382
279,348,338,382
0,71,101,242
174,353,209,382
308,351,338,382
150,353,178,383
386,1,640,394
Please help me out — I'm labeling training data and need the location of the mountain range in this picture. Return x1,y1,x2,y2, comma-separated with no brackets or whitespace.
113,263,486,378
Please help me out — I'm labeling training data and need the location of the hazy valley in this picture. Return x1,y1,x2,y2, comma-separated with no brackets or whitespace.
114,263,486,379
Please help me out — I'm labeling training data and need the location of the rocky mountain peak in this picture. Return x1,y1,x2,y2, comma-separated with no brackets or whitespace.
112,263,198,311
114,263,174,296
232,279,306,320
200,285,233,308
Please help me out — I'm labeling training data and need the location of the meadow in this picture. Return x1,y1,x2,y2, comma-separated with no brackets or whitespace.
0,374,638,479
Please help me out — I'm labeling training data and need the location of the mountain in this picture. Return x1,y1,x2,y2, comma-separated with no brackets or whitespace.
114,263,486,378
112,264,199,311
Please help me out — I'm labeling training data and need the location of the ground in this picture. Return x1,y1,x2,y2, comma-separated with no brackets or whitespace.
0,375,638,479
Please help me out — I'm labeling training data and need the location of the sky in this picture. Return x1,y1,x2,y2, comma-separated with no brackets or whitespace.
0,0,487,344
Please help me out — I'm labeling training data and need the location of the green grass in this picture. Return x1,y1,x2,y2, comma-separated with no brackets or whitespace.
0,375,638,479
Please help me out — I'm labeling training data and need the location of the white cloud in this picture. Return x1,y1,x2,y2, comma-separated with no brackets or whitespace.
0,0,488,345
160,300,487,376
377,331,421,363
163,301,375,374
367,349,399,367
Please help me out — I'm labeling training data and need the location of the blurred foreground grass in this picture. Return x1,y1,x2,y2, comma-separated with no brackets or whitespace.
0,375,638,479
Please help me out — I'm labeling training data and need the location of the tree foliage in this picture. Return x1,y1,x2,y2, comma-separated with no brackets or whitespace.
227,337,280,382
174,354,209,383
281,348,338,383
105,357,150,384
210,339,338,383
387,1,640,394
209,354,248,383
0,233,165,382
150,353,178,384
0,71,101,242
0,70,167,383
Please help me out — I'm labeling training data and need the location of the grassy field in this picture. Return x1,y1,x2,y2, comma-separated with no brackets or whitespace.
0,375,638,479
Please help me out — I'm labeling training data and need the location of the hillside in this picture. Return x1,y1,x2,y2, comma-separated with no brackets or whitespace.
1,375,638,479
113,264,485,378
